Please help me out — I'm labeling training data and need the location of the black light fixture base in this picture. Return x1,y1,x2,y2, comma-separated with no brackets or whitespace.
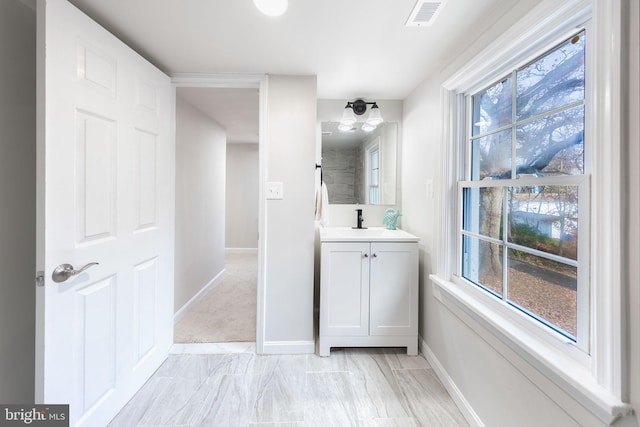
352,99,368,115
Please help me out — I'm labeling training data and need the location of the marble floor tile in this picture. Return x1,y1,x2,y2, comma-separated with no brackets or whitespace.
394,369,468,426
250,355,308,423
345,350,412,420
136,377,211,426
153,354,212,381
381,348,432,371
109,349,468,427
306,349,348,373
170,342,256,354
108,377,172,427
305,371,359,427
248,423,305,426
359,417,419,427
195,374,253,426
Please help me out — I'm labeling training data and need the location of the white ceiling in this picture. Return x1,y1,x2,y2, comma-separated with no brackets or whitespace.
66,0,537,144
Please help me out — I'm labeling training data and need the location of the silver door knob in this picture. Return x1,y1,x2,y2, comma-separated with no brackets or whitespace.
52,262,99,283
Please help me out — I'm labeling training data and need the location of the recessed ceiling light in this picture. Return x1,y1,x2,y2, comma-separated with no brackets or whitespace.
253,0,288,17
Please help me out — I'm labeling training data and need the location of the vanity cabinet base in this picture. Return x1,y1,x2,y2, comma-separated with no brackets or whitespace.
318,335,418,357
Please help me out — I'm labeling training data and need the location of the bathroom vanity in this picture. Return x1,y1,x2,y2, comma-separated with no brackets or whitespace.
318,227,419,356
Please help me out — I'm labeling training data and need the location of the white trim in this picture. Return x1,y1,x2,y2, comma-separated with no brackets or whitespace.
262,340,315,355
171,72,268,355
171,73,263,88
431,275,632,425
170,342,256,354
256,75,268,355
590,0,625,397
225,247,258,254
442,0,591,92
173,269,225,324
420,337,484,427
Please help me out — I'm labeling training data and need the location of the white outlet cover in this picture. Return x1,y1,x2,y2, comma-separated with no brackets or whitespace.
267,181,284,199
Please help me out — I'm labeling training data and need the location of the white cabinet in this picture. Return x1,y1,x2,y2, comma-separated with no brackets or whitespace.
319,240,418,356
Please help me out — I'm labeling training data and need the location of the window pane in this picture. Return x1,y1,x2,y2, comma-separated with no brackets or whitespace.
370,150,379,169
472,76,512,136
516,32,585,121
508,185,578,260
471,128,512,180
463,235,503,296
506,249,577,338
463,187,503,240
370,171,379,186
516,105,584,176
369,187,379,204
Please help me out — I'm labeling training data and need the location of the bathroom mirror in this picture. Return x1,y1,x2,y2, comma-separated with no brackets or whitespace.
321,121,397,205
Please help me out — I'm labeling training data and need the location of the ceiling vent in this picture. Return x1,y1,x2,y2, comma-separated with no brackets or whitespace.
405,0,447,27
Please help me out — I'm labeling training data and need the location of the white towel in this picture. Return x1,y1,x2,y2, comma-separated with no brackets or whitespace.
315,181,330,226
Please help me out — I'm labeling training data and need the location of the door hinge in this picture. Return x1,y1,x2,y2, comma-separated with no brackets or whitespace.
35,271,45,287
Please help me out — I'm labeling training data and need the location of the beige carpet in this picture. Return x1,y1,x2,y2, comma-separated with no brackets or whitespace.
174,252,257,343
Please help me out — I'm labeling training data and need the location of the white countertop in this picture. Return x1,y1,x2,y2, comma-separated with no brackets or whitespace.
319,227,420,242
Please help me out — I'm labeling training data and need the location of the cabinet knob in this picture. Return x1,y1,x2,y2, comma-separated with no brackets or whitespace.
372,253,378,258
363,253,369,258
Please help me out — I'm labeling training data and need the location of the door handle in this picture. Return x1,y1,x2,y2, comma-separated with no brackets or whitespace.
52,262,99,283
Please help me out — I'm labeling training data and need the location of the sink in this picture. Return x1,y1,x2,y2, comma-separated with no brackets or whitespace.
320,227,419,242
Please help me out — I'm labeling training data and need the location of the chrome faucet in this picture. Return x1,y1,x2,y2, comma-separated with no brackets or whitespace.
353,208,367,229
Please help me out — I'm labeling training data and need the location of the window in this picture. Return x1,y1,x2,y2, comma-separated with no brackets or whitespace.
367,144,380,204
459,32,589,347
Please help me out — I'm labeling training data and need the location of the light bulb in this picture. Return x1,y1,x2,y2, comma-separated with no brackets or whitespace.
253,0,288,17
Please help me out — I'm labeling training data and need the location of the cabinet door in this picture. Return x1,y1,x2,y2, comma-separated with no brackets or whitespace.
320,242,370,336
369,242,418,336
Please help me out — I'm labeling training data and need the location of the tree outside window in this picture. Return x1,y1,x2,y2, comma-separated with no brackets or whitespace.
461,31,587,340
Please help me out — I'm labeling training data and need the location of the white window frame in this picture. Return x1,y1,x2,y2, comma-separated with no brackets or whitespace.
365,138,381,204
458,33,590,353
430,0,631,423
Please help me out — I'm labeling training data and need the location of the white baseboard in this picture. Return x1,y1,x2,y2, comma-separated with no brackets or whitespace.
225,247,258,253
420,336,484,427
261,340,315,355
174,269,226,324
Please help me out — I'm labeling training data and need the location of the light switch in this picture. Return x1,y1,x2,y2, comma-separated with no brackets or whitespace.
426,179,434,199
267,181,284,199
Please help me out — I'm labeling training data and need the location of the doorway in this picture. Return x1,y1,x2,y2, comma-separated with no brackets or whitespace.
171,83,262,346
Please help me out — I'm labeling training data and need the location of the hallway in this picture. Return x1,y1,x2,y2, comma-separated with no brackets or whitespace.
174,252,257,343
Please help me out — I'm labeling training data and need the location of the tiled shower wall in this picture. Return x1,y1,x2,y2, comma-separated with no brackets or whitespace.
322,147,363,204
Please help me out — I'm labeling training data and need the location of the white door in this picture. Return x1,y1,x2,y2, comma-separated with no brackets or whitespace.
35,1,174,426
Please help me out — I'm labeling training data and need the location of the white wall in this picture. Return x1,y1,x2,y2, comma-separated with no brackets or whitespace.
225,143,259,249
262,75,316,352
0,0,36,403
174,96,226,312
317,99,403,227
401,1,640,426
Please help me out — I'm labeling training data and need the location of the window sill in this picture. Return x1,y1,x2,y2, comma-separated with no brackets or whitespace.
429,274,632,425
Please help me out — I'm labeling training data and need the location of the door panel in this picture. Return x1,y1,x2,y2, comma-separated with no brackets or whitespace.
36,1,174,425
369,243,418,336
320,242,370,336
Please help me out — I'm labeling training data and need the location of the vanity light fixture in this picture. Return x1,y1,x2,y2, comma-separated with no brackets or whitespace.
339,99,384,131
253,0,288,17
